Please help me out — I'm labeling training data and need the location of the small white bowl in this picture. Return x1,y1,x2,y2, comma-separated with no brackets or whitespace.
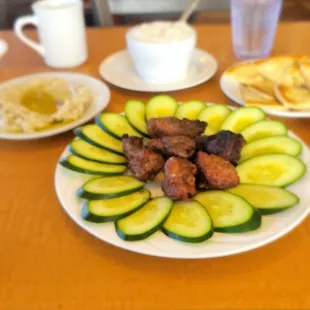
126,23,196,84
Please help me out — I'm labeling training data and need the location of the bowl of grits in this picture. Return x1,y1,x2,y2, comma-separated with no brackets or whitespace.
126,21,196,84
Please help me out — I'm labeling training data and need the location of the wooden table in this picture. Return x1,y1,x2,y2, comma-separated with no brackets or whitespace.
1,23,310,310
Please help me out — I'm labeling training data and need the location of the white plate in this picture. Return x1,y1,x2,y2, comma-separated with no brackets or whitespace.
0,39,8,59
220,66,310,118
55,132,310,259
99,49,218,92
0,72,110,140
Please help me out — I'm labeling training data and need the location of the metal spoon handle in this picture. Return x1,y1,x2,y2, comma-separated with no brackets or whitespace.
179,0,200,23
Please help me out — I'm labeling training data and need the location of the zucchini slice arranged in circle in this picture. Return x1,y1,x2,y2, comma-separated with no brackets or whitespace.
125,99,148,136
198,104,231,135
162,201,213,243
227,184,299,215
240,136,302,162
220,106,265,133
77,176,145,200
236,154,306,187
241,120,288,143
194,191,261,233
175,100,206,120
60,155,127,176
74,124,124,155
115,197,173,241
81,189,151,223
96,112,142,139
69,139,126,164
146,95,178,120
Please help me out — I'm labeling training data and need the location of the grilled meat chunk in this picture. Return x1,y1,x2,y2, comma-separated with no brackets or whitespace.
147,117,207,138
147,136,195,158
195,130,246,164
162,135,195,158
196,151,239,190
195,135,206,151
196,170,209,190
161,157,197,200
146,138,165,153
122,134,165,181
122,134,143,160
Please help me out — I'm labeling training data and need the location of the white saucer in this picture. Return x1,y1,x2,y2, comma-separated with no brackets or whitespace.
0,40,8,59
99,49,218,92
220,64,310,118
0,72,110,140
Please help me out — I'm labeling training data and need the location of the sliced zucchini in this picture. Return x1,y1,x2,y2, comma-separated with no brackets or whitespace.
220,106,265,133
60,155,126,176
115,197,173,241
198,104,231,135
236,154,306,187
175,100,206,120
194,191,261,233
146,95,178,120
81,189,151,222
74,125,123,155
69,139,126,164
125,100,148,136
96,113,141,139
77,176,145,200
228,184,299,215
241,120,288,142
240,136,302,162
162,201,213,243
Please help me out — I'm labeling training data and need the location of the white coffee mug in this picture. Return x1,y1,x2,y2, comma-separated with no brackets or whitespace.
14,0,88,69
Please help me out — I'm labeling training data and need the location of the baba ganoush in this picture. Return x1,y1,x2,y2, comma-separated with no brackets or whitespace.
0,78,93,133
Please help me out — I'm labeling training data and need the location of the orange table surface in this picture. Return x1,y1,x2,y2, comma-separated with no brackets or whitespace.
0,23,310,310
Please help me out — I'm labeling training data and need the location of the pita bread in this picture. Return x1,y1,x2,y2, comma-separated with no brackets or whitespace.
226,62,275,99
255,56,308,82
275,84,310,110
275,66,310,110
246,76,275,99
300,62,310,87
225,62,259,84
240,84,286,110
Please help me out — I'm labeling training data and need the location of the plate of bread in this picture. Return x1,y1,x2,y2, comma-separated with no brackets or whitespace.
220,55,310,118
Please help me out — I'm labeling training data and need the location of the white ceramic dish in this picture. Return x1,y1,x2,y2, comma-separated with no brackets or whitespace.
55,128,310,259
220,65,310,118
99,49,218,92
0,72,110,140
126,22,196,84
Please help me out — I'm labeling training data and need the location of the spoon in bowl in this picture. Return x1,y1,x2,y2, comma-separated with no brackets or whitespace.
179,0,201,23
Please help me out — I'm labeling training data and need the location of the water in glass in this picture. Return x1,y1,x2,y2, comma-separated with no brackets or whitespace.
231,0,283,59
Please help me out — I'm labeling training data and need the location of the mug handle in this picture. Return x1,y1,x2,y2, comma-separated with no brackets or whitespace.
14,16,45,56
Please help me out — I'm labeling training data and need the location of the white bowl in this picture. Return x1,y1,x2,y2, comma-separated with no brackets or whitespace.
126,24,196,84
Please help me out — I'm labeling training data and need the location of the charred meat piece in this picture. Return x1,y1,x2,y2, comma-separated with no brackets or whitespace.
162,135,195,158
122,134,143,160
196,151,239,190
146,138,165,153
196,130,246,164
129,148,165,181
122,134,165,181
161,157,197,200
147,117,207,138
196,170,209,190
147,136,196,158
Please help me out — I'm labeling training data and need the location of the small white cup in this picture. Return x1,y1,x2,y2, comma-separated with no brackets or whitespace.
14,0,88,69
126,24,196,84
